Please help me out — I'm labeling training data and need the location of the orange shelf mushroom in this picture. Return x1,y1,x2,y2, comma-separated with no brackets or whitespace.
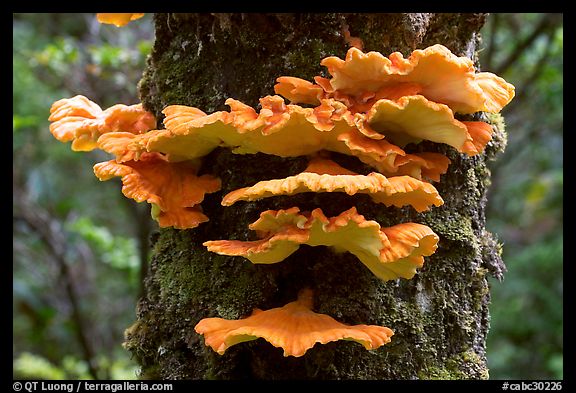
359,95,494,156
204,206,439,282
276,76,423,114
97,96,452,180
222,158,443,213
93,152,221,229
141,95,357,159
272,90,494,157
276,45,515,115
194,288,394,357
98,105,450,181
274,77,325,106
95,131,155,163
96,13,145,27
47,43,514,358
49,95,156,152
337,130,450,182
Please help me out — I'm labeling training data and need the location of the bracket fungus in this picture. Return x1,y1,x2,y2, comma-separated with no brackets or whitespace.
93,152,221,229
337,130,451,181
49,95,156,151
126,95,358,159
198,45,511,356
276,44,515,115
97,95,452,180
194,288,394,357
96,13,145,27
359,95,494,155
48,39,514,358
222,158,443,213
204,207,439,282
47,95,223,229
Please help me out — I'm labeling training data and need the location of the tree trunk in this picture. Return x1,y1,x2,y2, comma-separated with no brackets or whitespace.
124,13,506,380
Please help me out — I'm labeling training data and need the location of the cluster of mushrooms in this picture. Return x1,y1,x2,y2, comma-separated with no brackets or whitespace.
48,37,514,357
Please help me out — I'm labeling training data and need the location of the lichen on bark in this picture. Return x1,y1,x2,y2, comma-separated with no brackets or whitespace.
124,13,506,379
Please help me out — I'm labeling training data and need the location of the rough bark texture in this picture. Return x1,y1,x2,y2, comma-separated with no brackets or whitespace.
124,13,507,380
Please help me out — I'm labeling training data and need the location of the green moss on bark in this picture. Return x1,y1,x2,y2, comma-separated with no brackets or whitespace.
125,13,505,380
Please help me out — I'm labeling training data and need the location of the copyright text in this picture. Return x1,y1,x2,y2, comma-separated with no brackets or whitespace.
13,381,173,393
502,382,562,391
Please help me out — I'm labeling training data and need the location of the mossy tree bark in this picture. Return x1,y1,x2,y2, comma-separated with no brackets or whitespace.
124,13,506,380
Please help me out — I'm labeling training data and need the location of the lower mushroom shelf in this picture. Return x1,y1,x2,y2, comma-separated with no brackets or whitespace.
194,288,394,357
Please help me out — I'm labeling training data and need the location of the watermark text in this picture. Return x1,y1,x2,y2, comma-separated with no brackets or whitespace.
502,382,562,391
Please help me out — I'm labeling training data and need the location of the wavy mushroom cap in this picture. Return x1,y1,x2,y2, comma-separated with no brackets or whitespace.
320,45,515,114
204,206,439,281
274,76,325,106
336,130,451,182
222,158,443,212
93,152,221,229
49,95,155,152
194,288,394,357
99,96,456,178
155,95,357,158
96,13,145,27
275,75,424,114
361,95,493,156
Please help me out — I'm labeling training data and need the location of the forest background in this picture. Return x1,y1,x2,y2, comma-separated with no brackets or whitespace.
12,13,563,380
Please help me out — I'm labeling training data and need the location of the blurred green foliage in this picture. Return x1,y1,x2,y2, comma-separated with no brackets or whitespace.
14,352,138,380
13,13,562,380
67,217,139,281
480,14,563,380
13,13,155,380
